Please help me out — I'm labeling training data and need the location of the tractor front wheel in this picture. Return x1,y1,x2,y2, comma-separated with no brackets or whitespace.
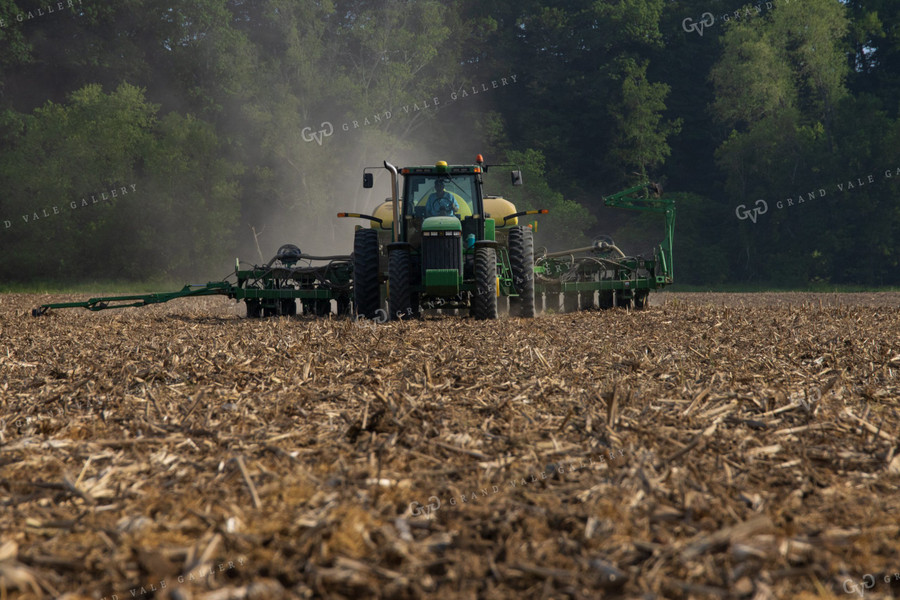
472,246,498,320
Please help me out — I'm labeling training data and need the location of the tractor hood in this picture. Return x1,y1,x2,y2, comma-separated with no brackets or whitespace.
422,216,463,232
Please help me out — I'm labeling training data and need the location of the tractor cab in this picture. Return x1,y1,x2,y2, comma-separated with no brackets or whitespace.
400,162,482,250
406,173,473,219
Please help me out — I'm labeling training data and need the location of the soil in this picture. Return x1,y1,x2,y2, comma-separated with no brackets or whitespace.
1,292,898,599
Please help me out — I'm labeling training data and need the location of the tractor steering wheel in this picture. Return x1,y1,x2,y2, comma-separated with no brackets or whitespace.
427,195,454,217
435,197,453,215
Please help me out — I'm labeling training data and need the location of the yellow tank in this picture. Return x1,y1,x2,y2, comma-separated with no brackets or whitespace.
484,196,518,226
370,200,393,229
370,196,518,227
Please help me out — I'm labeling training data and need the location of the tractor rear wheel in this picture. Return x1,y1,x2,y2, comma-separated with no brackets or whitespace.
508,226,535,318
472,246,498,320
353,228,381,319
388,247,412,320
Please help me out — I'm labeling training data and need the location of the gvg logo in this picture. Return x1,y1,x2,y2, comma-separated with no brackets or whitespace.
682,2,778,37
682,12,714,36
301,121,333,146
409,496,441,517
843,572,900,597
789,388,821,412
354,308,388,331
844,575,876,597
735,199,768,223
302,74,518,145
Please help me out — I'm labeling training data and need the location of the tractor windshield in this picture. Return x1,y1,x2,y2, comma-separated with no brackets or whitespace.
406,174,475,219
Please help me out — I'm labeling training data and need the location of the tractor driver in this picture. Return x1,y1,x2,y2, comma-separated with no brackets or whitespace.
425,179,460,218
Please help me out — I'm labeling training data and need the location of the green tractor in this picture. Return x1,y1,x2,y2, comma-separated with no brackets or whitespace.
339,156,546,321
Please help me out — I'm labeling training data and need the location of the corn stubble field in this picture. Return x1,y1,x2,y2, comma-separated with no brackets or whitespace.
1,292,899,600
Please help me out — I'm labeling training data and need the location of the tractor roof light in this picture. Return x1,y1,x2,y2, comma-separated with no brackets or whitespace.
436,160,449,173
476,154,484,164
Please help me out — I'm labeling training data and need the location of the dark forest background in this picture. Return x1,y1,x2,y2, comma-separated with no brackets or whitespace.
0,0,898,287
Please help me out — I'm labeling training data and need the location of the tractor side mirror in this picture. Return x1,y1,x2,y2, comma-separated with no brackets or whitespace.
510,170,524,186
363,173,374,188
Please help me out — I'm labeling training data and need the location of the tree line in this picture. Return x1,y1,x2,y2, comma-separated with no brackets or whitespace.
0,0,897,286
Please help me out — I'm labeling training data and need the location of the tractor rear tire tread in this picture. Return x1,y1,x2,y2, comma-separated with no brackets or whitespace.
353,229,381,319
473,247,498,320
508,226,535,318
388,248,412,320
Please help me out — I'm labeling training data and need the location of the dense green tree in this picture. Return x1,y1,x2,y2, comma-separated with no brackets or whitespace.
711,0,849,177
465,0,678,193
0,0,897,286
607,58,682,182
845,0,900,116
0,83,241,281
707,0,876,284
0,0,29,70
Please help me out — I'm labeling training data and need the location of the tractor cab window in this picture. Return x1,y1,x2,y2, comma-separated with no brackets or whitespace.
407,175,475,220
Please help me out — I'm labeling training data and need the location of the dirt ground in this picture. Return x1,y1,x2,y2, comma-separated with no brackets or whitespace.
1,292,898,599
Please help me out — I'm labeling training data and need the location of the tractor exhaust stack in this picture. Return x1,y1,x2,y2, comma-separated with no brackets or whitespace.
384,160,400,242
